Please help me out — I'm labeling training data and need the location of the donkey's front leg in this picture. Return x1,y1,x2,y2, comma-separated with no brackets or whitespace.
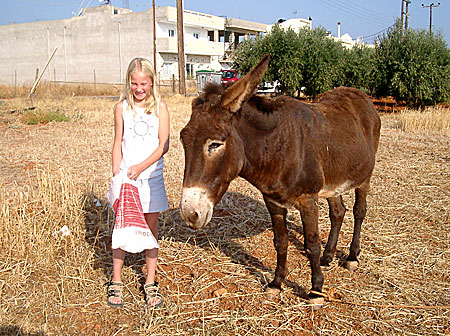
298,194,324,308
263,196,288,296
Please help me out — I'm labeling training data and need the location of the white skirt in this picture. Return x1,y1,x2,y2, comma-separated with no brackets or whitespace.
106,171,169,214
136,174,169,213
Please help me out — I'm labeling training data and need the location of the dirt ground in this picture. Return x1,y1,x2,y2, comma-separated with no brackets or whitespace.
0,96,449,335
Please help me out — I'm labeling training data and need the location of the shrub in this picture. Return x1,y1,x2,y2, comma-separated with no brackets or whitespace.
20,108,69,125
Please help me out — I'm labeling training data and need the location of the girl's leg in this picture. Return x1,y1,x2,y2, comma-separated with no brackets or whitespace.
144,212,159,284
112,248,126,282
109,248,126,306
144,212,163,307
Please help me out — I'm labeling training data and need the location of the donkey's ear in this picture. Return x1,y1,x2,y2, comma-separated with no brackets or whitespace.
220,54,270,113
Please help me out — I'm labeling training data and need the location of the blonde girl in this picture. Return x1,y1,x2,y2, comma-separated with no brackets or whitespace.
108,57,170,308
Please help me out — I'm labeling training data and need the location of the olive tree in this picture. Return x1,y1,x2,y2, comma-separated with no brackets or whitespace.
338,44,376,94
374,21,450,107
233,25,345,97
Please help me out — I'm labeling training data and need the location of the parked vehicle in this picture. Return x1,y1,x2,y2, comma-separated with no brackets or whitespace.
221,70,241,86
257,80,281,94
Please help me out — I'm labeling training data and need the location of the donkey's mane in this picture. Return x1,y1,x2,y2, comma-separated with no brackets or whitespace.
202,83,225,99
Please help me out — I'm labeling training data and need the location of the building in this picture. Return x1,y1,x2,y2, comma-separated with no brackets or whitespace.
0,5,267,85
267,18,312,33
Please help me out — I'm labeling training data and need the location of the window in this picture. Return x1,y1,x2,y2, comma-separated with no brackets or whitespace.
186,63,194,79
163,63,173,76
168,29,175,37
193,33,199,39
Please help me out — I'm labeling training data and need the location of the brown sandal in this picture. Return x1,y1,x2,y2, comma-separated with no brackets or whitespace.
106,281,124,308
144,282,163,308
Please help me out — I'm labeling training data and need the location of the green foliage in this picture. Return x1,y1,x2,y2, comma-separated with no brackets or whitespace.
339,45,376,94
234,25,345,97
233,21,450,104
374,20,450,107
295,27,345,97
21,108,69,125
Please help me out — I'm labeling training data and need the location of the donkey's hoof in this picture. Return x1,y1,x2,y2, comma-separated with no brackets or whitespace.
343,260,359,271
309,296,325,310
265,286,281,298
320,255,333,267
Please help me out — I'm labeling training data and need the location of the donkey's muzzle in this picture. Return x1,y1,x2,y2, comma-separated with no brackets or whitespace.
180,187,213,229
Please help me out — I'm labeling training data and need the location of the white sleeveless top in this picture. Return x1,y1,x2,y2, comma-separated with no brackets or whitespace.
120,100,164,179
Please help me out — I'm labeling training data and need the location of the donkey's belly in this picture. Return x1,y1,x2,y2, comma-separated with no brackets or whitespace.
318,180,353,198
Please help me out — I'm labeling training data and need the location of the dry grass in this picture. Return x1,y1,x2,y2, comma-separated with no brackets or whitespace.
0,80,198,100
392,106,450,134
0,93,449,336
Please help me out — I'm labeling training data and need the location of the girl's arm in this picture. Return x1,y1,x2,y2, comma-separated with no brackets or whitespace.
127,101,170,179
112,102,124,176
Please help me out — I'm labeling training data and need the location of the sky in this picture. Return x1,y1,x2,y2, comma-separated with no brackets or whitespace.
1,0,449,46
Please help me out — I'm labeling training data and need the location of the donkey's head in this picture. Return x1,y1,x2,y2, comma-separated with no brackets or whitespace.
179,54,270,229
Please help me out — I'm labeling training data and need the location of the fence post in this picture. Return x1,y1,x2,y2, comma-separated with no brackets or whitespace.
94,69,97,93
172,74,176,94
14,69,17,97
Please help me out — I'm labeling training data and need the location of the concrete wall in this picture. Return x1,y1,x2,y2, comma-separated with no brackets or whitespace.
0,6,155,85
0,5,268,85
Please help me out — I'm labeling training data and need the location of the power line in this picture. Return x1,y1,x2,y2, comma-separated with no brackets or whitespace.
336,0,394,25
362,24,394,39
316,0,392,27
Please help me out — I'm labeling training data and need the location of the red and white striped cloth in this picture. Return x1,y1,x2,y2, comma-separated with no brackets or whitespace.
107,173,159,253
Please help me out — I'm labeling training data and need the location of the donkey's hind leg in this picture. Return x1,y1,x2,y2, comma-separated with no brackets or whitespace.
321,196,346,267
344,180,370,271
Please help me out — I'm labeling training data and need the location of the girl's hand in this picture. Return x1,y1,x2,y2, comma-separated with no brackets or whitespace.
127,164,143,180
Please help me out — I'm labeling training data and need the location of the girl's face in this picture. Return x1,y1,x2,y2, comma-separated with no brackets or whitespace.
130,71,152,103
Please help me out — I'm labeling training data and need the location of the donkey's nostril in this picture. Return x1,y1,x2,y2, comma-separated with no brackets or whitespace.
188,211,199,223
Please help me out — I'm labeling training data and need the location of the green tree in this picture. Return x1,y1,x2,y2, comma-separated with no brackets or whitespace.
233,25,303,95
339,44,376,94
374,21,450,107
295,27,345,97
233,25,345,97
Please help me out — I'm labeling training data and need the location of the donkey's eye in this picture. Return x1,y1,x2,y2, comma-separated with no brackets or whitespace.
207,141,225,156
204,139,225,157
209,142,222,151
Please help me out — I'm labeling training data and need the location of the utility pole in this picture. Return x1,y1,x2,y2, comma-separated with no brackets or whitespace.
177,0,186,95
422,3,440,33
401,0,411,33
404,0,410,32
400,0,405,33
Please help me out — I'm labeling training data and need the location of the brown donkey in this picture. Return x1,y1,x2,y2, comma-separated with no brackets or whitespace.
180,54,381,308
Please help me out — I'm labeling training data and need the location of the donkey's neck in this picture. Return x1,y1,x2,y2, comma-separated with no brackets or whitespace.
240,95,285,131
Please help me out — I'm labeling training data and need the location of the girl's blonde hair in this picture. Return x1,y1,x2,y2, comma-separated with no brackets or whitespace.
119,57,160,115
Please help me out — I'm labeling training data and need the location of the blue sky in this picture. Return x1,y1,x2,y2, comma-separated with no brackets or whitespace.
1,0,449,45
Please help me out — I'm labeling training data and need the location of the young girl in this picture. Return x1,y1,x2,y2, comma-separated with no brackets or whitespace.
107,57,170,308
